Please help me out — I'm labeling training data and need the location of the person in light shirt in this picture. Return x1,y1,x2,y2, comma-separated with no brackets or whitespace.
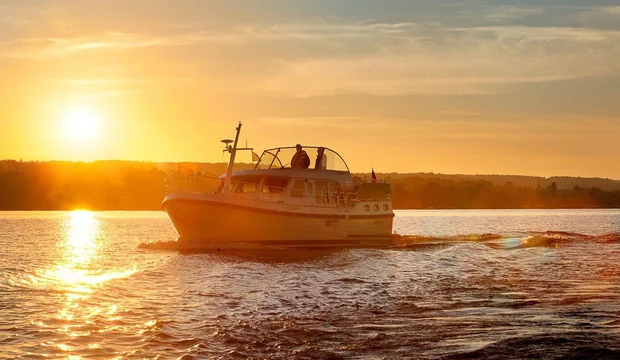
315,147,327,170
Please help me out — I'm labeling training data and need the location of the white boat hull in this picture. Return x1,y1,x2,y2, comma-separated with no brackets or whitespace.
162,193,394,249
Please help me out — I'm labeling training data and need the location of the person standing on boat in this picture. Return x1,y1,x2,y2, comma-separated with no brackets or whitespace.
315,147,327,170
291,144,310,168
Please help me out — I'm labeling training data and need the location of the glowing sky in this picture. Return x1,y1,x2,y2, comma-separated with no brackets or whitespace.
1,0,619,178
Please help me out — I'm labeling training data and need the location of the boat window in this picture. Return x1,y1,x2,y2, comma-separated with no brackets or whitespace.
232,175,261,193
306,181,313,195
241,184,257,193
289,179,306,197
328,182,338,203
255,150,283,169
262,176,289,193
315,181,328,204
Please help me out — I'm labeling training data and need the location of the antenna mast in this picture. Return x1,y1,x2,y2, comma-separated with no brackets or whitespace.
220,122,254,194
223,122,242,193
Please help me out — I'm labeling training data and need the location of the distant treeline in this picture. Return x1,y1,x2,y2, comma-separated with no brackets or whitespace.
387,177,620,209
361,172,620,191
0,160,619,210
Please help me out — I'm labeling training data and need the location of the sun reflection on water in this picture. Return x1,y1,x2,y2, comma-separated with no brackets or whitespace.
65,210,99,265
32,210,140,355
44,210,103,293
43,210,136,291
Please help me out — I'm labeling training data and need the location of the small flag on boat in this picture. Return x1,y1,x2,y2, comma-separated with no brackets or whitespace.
371,168,377,183
252,151,260,162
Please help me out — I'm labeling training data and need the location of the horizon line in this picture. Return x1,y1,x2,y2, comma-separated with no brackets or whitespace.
1,158,618,182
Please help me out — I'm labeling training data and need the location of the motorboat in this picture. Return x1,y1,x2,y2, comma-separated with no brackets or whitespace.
162,123,395,249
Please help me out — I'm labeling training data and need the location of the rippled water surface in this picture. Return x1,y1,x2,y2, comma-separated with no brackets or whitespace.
1,209,619,359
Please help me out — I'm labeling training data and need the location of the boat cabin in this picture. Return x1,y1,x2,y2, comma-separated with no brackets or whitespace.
165,145,391,209
218,147,390,207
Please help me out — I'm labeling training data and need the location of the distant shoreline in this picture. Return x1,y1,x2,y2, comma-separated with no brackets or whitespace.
1,160,619,210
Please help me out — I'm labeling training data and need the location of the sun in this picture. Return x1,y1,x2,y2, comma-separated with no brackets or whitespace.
62,107,100,142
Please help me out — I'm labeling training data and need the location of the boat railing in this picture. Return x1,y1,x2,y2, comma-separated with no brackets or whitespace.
164,174,391,207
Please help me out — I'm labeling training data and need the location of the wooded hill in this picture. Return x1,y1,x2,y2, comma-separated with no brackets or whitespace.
0,160,618,210
362,172,620,192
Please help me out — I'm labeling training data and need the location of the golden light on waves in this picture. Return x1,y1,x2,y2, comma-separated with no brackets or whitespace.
38,210,102,294
65,210,99,266
47,210,137,291
31,210,139,350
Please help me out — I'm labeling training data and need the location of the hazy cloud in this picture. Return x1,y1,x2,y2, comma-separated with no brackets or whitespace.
600,6,620,15
4,19,618,97
251,24,620,96
0,32,190,58
484,6,546,21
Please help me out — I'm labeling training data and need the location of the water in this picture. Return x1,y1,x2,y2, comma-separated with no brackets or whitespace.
1,209,619,359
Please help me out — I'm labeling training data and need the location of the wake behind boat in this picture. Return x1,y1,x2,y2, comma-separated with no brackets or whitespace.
162,123,394,249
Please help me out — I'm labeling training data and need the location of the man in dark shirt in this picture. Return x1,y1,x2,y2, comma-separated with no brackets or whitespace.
291,144,310,168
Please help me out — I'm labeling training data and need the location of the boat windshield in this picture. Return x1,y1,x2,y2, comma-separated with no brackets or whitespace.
255,146,350,172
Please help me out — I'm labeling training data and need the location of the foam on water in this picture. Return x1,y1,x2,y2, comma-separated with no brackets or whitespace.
139,231,620,252
1,209,619,359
